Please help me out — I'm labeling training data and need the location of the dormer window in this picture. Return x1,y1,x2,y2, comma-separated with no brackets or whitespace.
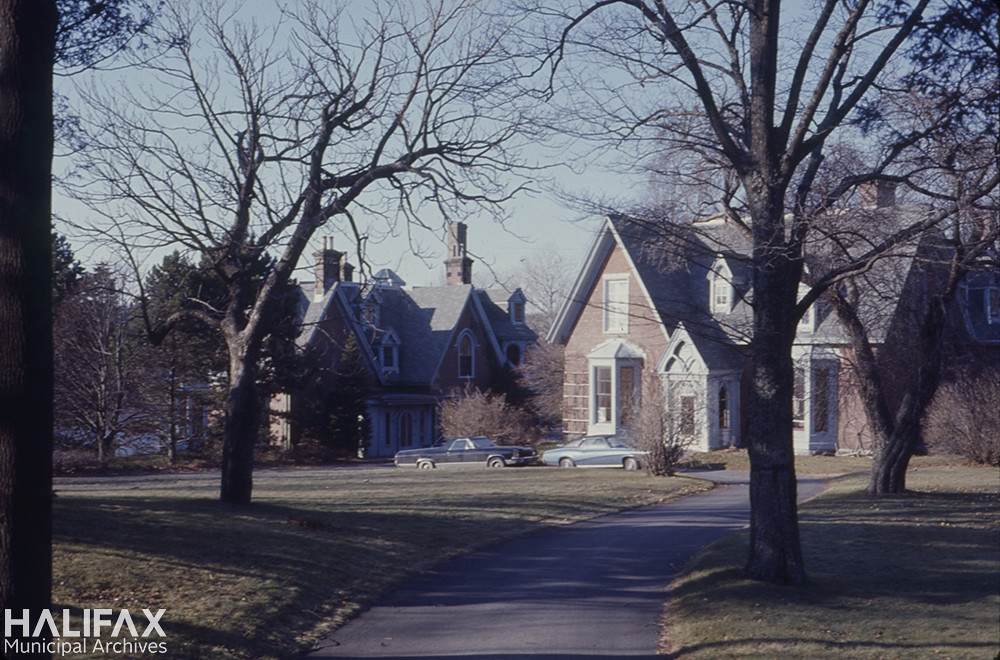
512,301,525,324
378,330,400,373
708,256,734,314
381,345,396,369
711,277,731,313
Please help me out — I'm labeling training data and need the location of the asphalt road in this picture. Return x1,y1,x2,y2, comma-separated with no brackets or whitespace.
304,471,827,659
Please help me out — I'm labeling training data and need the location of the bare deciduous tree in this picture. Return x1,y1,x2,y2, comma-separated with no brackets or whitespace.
924,364,1000,466
629,372,694,477
545,0,996,583
65,0,534,503
53,266,143,464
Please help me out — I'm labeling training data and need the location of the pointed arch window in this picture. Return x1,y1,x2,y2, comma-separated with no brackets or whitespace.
458,332,474,378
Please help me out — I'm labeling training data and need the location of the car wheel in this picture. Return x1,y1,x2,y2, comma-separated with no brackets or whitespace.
417,460,435,470
487,456,506,468
623,457,640,471
559,457,576,468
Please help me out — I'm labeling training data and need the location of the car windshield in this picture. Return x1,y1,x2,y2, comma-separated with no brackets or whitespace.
469,437,496,448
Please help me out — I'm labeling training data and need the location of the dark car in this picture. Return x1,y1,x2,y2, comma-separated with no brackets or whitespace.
541,435,647,470
394,436,539,469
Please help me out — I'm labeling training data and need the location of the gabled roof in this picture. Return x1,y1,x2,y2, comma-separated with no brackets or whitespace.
295,275,536,390
547,215,752,348
476,288,537,343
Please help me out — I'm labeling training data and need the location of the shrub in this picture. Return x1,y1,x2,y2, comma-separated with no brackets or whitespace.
437,387,539,445
629,373,694,476
924,366,1000,466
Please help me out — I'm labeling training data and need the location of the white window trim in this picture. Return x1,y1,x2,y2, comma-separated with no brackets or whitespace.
603,275,630,334
587,357,641,434
710,275,732,314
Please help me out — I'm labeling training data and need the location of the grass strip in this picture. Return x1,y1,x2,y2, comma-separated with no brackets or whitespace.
663,462,1000,659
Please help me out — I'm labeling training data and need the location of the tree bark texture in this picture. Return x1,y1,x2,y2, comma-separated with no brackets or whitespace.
742,253,807,584
830,258,960,495
0,0,58,654
219,343,261,504
867,299,949,494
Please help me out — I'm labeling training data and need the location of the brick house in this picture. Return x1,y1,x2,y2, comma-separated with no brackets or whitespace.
272,223,536,457
548,209,999,454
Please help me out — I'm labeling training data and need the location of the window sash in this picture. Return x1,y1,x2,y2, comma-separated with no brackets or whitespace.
594,366,612,423
603,278,629,333
459,334,473,377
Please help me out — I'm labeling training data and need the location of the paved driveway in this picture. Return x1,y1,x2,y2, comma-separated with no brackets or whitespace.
305,471,827,659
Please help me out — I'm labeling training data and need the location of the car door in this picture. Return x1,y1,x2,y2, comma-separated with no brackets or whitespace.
590,437,620,465
576,437,611,466
444,438,471,463
464,437,492,464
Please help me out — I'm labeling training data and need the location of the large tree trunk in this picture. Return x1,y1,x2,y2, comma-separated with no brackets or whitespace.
868,299,948,494
742,257,806,584
830,270,955,496
0,0,58,654
220,344,261,504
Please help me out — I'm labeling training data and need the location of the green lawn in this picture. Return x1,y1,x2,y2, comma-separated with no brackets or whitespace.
663,459,1000,659
53,465,709,659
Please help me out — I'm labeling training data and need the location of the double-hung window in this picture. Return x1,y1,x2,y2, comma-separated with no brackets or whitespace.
603,276,629,334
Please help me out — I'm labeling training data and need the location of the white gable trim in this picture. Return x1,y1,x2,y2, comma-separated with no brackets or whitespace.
657,322,708,375
547,220,617,344
469,290,505,363
547,216,669,346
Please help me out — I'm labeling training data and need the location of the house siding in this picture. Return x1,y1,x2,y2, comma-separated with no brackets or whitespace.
561,243,668,438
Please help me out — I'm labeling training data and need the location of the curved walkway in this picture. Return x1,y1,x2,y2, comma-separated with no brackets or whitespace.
305,472,827,659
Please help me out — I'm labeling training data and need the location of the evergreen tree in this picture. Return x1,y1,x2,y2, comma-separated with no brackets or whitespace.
326,335,372,457
51,231,83,306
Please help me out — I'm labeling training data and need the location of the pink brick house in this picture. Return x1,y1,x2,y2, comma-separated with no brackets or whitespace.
548,212,999,454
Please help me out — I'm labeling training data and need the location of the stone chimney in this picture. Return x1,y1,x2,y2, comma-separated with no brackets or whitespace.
444,222,473,285
313,237,344,301
859,180,897,209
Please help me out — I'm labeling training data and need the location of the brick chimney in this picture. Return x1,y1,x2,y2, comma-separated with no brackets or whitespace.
313,237,343,301
859,180,897,209
444,222,473,285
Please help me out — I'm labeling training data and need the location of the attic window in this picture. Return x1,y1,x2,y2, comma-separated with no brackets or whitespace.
709,257,734,314
379,332,399,373
511,301,525,325
990,286,999,324
458,332,474,378
603,276,629,334
381,345,396,369
712,278,730,312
